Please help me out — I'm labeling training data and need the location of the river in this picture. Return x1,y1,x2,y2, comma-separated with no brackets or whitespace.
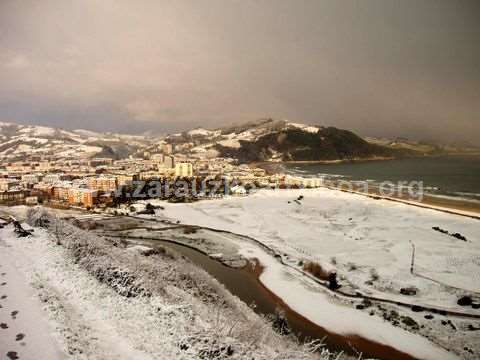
131,238,418,360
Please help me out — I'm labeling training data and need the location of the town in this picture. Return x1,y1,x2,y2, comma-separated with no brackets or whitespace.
0,143,324,210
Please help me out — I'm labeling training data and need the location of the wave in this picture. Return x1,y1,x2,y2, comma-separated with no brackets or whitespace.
315,173,348,178
425,193,480,204
423,186,440,191
452,191,480,198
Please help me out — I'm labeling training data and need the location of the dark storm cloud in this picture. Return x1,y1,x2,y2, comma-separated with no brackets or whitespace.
0,0,479,143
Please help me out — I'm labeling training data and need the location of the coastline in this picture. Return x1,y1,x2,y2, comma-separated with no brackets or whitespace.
253,157,480,217
330,183,480,219
253,153,480,169
252,156,397,170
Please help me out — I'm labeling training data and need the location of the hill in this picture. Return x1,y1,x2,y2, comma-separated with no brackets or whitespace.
0,122,150,161
172,119,414,163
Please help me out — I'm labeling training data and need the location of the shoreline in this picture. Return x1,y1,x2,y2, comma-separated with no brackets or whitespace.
328,184,480,219
252,156,397,168
253,158,480,217
253,153,480,169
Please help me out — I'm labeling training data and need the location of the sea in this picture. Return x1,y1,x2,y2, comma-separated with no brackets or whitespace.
272,156,480,203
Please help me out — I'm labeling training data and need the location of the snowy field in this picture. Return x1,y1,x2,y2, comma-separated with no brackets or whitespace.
160,188,480,311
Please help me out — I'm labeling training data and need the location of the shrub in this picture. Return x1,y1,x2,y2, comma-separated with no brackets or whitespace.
370,268,379,281
183,226,198,234
303,261,329,280
347,262,357,271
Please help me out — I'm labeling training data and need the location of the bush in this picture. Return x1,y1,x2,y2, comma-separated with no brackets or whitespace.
347,262,357,271
183,226,198,234
303,261,328,280
369,268,379,281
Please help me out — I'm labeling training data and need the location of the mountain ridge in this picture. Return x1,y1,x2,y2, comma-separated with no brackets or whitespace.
0,119,477,163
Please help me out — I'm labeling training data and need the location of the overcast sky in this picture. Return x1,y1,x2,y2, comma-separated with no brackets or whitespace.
1,0,479,143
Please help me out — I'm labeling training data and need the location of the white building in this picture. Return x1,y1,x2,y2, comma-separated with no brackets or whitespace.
175,163,193,177
230,185,247,196
43,173,67,184
302,177,324,188
22,174,40,184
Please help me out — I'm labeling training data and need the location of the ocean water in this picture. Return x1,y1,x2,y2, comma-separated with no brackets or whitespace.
281,156,480,202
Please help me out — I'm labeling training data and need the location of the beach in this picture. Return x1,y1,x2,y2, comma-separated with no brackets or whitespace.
256,156,480,216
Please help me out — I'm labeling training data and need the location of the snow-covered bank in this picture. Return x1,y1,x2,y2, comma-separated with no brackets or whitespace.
213,233,458,360
159,188,480,359
0,207,330,360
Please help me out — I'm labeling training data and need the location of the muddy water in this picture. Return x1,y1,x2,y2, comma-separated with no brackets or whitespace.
140,239,417,360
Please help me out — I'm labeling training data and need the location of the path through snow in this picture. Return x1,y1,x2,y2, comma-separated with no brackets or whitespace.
0,237,65,360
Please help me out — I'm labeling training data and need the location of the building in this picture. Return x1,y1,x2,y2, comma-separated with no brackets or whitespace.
282,175,304,187
0,190,26,204
0,179,20,191
21,174,40,184
302,177,323,188
116,174,137,186
68,188,98,208
89,158,114,167
82,189,98,208
36,161,52,171
5,163,31,173
25,196,39,205
163,155,175,169
175,163,193,177
52,183,72,201
88,177,118,192
162,143,173,154
151,153,164,163
230,185,247,196
33,183,53,197
43,173,68,184
68,188,83,205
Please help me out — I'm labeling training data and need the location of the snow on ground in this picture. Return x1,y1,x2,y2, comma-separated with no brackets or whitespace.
0,239,65,360
287,122,320,133
218,138,241,149
0,226,157,360
19,125,55,137
158,188,480,358
0,209,327,360
203,230,458,360
187,128,219,137
161,188,480,310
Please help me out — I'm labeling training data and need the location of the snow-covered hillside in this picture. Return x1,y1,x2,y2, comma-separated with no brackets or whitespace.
170,119,407,162
0,122,151,160
1,119,474,163
0,207,329,360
